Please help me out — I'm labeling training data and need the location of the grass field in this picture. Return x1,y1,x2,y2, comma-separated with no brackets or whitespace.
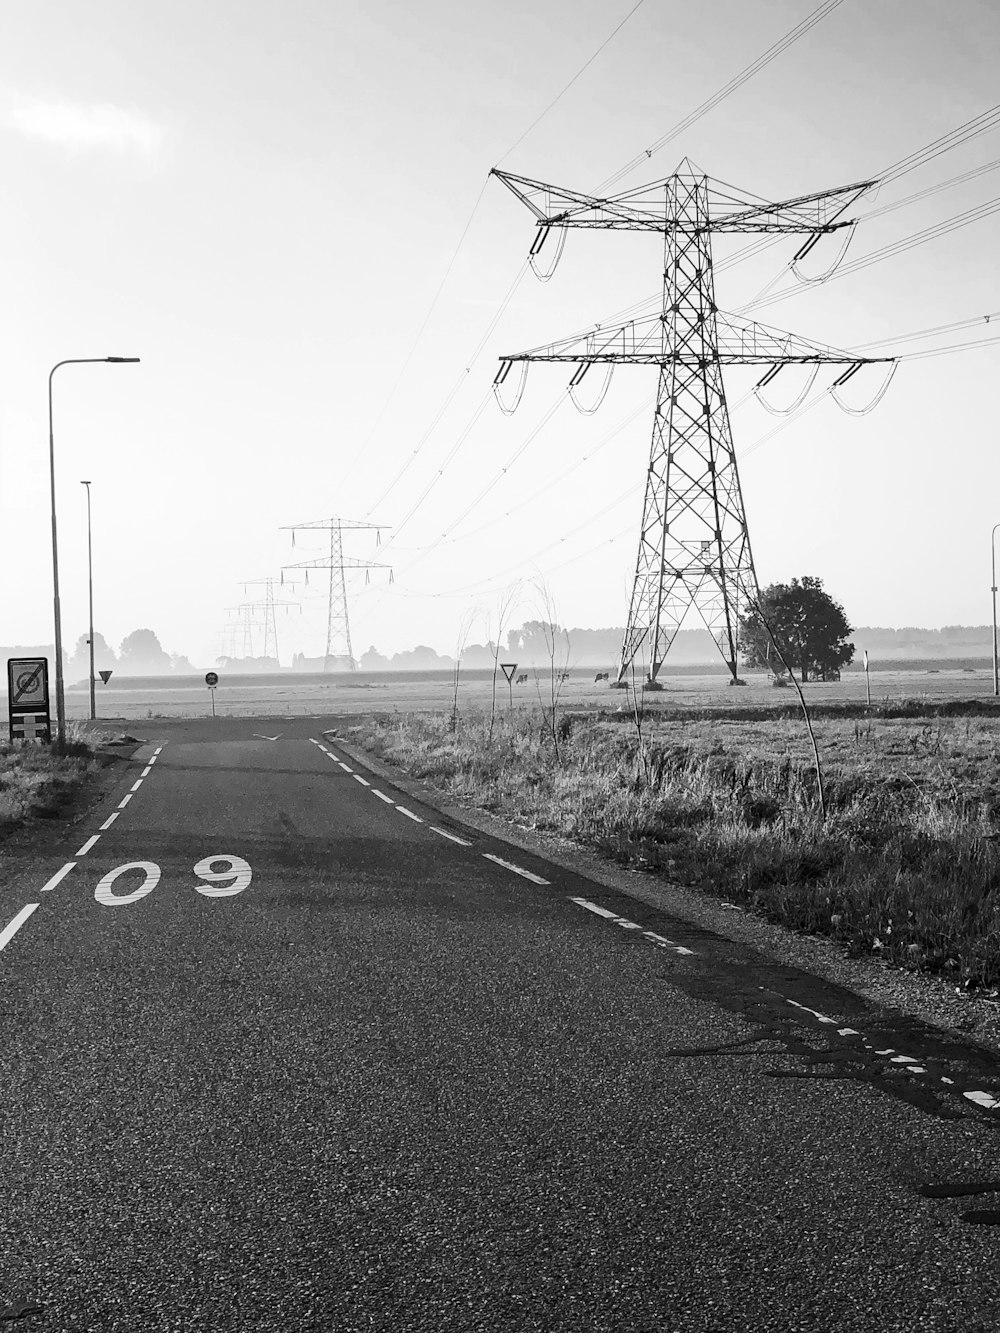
0,661,995,726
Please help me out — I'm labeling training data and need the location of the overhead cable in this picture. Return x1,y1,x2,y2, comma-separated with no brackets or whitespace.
594,0,845,194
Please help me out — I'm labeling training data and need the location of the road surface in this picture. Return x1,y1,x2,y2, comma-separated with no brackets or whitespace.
1,715,999,1330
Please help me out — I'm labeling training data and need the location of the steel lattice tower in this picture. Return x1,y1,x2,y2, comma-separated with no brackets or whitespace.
281,517,389,671
493,163,893,684
239,578,300,667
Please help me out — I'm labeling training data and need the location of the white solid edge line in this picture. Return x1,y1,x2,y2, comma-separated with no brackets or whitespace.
396,805,423,823
430,826,473,846
353,775,370,787
41,862,76,893
99,812,119,831
483,852,549,885
130,780,143,793
75,835,100,857
118,794,132,809
0,903,39,952
372,790,394,803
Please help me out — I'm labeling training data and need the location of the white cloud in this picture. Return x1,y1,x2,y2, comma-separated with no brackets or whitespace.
6,98,166,157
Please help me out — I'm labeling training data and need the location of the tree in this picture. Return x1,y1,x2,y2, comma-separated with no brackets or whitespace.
70,631,117,673
360,645,390,670
739,577,854,683
119,628,172,674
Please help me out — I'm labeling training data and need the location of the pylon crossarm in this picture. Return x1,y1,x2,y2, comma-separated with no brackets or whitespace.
706,178,877,233
492,168,677,231
282,557,389,571
500,309,894,367
494,168,877,235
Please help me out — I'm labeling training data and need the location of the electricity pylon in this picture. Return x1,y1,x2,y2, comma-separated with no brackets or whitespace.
280,517,390,671
224,603,259,659
239,578,301,667
492,162,895,684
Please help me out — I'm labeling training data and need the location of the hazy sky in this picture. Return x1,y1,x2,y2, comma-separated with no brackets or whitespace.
2,0,999,665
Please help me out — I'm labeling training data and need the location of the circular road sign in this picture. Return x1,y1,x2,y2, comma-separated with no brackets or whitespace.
205,671,219,687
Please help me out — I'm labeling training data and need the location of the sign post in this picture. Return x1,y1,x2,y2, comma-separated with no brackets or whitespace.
500,662,518,709
205,671,219,718
7,658,52,744
863,650,871,709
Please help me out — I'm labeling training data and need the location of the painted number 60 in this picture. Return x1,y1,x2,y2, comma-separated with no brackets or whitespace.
95,856,252,907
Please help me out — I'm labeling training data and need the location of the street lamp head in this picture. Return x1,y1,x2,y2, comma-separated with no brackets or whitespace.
105,356,140,363
80,479,91,486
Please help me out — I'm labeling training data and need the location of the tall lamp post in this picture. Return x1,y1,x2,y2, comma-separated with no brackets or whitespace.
993,523,1000,698
80,480,95,721
49,357,139,747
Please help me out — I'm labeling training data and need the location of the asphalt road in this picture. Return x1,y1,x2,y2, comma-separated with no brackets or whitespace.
2,715,1000,1331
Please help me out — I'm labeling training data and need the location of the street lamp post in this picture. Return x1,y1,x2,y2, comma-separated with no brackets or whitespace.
49,357,139,746
993,523,1000,698
80,480,95,721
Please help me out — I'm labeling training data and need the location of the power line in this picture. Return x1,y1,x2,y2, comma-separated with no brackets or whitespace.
495,0,648,167
595,0,845,194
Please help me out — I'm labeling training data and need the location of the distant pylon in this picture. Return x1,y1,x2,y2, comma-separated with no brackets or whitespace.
280,517,390,671
493,162,896,684
240,578,301,667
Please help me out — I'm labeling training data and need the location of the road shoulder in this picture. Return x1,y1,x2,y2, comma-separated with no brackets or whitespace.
327,726,1000,1055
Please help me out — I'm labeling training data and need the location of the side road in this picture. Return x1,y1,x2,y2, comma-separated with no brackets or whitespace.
329,725,1000,1056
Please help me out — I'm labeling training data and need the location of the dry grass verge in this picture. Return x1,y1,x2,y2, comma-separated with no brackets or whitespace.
353,707,1000,991
0,725,106,838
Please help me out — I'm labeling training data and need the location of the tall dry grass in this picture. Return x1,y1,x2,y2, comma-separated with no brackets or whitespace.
355,708,1000,989
0,723,103,836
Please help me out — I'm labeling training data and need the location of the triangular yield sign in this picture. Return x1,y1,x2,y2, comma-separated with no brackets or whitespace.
98,670,113,684
500,662,518,683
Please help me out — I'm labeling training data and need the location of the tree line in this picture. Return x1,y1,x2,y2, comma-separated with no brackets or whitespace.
68,628,194,675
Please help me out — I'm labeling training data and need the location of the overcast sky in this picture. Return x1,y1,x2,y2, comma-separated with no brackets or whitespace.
2,0,998,665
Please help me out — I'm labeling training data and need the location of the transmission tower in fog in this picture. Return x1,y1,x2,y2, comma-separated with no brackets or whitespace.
492,163,896,685
240,578,301,667
280,517,390,671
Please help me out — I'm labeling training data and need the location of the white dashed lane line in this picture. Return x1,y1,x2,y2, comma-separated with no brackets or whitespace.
41,863,76,893
570,895,696,956
353,775,370,787
484,853,549,886
396,805,423,824
141,766,152,778
780,994,1000,1111
0,903,40,953
431,826,472,847
0,743,166,960
372,790,394,804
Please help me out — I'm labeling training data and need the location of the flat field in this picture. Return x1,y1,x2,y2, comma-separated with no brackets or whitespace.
2,660,994,726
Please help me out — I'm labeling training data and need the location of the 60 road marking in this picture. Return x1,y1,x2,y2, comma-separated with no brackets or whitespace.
94,855,253,907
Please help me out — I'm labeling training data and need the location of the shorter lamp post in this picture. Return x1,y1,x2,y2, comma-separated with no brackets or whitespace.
81,480,95,721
